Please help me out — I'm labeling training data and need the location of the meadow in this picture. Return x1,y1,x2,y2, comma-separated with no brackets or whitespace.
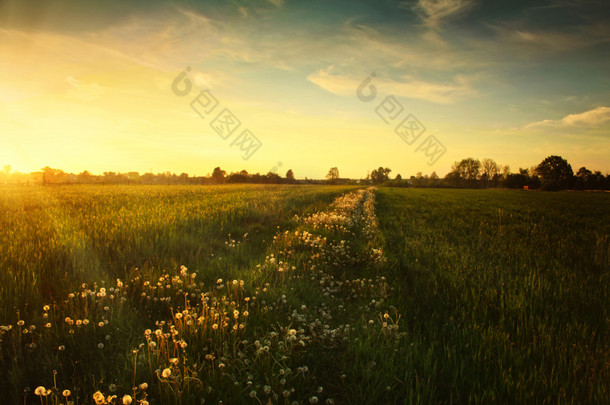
0,185,608,404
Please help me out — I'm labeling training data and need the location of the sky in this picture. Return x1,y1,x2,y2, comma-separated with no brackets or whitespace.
1,0,609,179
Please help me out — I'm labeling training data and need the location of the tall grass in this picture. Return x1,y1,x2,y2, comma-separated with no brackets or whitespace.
0,184,354,317
376,188,610,403
2,185,608,403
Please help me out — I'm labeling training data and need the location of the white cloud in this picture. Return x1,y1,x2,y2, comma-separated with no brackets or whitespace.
524,106,610,129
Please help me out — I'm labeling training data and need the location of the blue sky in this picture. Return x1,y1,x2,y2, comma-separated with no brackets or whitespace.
1,0,609,178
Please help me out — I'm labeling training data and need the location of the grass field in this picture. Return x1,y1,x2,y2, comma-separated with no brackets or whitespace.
0,185,608,404
375,188,609,403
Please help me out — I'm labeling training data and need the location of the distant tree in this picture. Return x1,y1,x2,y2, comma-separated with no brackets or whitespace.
504,172,527,189
77,170,93,183
326,167,339,183
395,174,402,181
428,171,440,187
535,155,573,190
481,158,499,188
126,172,140,183
446,158,480,187
502,165,510,179
370,167,391,184
577,166,592,178
460,158,481,182
576,167,592,189
575,167,606,190
41,167,64,184
266,172,282,183
103,172,118,183
286,169,295,182
211,167,226,184
411,171,425,187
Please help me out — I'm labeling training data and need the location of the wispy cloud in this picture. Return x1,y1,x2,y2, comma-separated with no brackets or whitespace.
487,22,610,57
524,106,610,129
406,0,477,28
266,0,285,7
65,76,106,101
307,66,477,104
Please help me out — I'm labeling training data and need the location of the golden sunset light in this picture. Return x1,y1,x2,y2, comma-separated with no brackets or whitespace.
1,1,608,404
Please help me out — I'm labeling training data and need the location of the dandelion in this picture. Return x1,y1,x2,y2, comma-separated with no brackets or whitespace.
309,396,319,404
17,320,25,326
122,394,133,404
249,390,257,398
62,389,71,396
108,383,117,392
98,343,104,349
58,345,65,351
139,382,148,390
43,305,50,311
34,386,47,396
162,368,172,378
93,391,105,404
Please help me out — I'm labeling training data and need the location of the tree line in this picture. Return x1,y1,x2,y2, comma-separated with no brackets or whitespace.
361,155,610,191
2,155,608,190
0,166,301,185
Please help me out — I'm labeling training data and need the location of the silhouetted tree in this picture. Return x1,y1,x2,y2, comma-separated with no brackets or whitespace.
535,155,573,190
211,167,226,184
481,158,499,188
266,172,282,183
445,158,480,187
326,167,339,183
286,169,295,182
371,167,391,184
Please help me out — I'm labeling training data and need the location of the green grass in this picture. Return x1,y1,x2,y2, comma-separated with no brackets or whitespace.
376,188,610,403
1,185,608,404
0,184,355,317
